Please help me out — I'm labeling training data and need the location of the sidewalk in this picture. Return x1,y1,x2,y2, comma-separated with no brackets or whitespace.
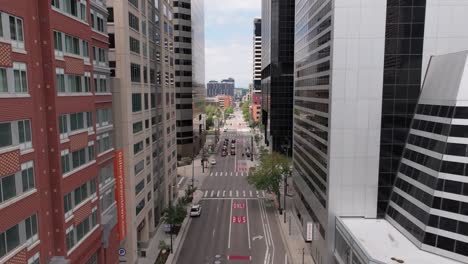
276,209,315,264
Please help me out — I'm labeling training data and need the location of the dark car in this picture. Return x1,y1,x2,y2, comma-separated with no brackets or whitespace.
231,144,235,149
230,149,236,155
231,139,236,143
221,151,227,157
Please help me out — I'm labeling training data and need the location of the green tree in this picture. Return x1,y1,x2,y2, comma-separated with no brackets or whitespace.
224,106,234,116
247,152,290,210
162,201,187,228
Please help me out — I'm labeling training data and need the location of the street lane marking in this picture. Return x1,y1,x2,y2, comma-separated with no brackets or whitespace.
262,191,265,197
243,190,246,197
236,190,239,197
231,172,233,176
228,199,233,249
204,191,208,197
256,191,259,197
246,199,251,249
215,172,218,177
250,190,253,197
210,172,213,176
223,190,226,197
229,190,232,197
211,190,215,197
217,190,220,197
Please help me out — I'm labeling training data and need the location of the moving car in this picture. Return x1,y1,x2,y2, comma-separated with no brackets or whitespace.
231,149,236,155
224,127,228,132
221,151,227,157
210,159,216,165
231,144,235,149
190,204,202,217
231,139,236,143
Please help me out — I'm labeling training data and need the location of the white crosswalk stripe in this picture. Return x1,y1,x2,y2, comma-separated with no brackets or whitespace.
230,172,233,176
201,189,266,198
215,172,218,177
210,172,213,176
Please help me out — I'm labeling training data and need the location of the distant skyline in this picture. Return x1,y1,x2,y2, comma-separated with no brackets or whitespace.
205,0,261,88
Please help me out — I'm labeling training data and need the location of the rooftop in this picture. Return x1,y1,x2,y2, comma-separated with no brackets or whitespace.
340,217,462,264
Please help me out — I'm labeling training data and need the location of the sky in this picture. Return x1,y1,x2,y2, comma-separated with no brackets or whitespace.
204,0,261,89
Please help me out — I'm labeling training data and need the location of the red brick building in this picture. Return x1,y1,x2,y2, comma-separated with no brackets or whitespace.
0,1,119,263
250,94,261,122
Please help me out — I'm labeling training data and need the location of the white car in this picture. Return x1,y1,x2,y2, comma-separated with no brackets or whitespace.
223,127,228,132
190,204,202,217
210,159,216,165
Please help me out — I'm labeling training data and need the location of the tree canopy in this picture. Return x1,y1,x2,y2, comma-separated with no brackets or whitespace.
247,152,290,209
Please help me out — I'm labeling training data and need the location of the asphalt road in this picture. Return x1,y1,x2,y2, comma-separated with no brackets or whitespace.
177,107,288,264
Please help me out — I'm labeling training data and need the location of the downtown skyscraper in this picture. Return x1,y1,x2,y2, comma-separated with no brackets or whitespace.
252,18,262,93
173,0,206,159
261,0,295,155
292,0,468,263
108,0,177,262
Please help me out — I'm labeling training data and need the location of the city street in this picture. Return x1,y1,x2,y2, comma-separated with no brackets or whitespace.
177,108,288,264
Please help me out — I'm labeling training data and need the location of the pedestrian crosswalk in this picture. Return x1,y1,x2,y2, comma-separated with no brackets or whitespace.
209,171,249,177
201,189,267,199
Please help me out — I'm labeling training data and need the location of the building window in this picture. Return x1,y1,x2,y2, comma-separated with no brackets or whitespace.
9,15,24,50
56,68,65,93
132,93,142,112
133,121,143,134
98,164,113,187
0,174,16,203
129,37,140,54
136,199,145,216
70,112,85,131
128,12,139,31
64,192,72,218
0,223,19,258
61,143,95,176
13,62,28,93
0,120,32,151
135,180,144,195
21,161,35,193
82,40,89,62
24,214,38,246
134,141,143,155
54,31,63,57
65,226,74,250
96,108,112,127
53,0,87,23
100,188,115,213
17,119,32,150
130,63,141,83
97,132,112,154
65,34,80,55
134,160,144,175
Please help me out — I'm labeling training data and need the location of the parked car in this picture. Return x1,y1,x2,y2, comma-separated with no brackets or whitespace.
190,204,202,217
224,127,228,132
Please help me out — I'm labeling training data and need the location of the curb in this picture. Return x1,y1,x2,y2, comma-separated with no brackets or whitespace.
274,210,294,264
166,215,192,264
